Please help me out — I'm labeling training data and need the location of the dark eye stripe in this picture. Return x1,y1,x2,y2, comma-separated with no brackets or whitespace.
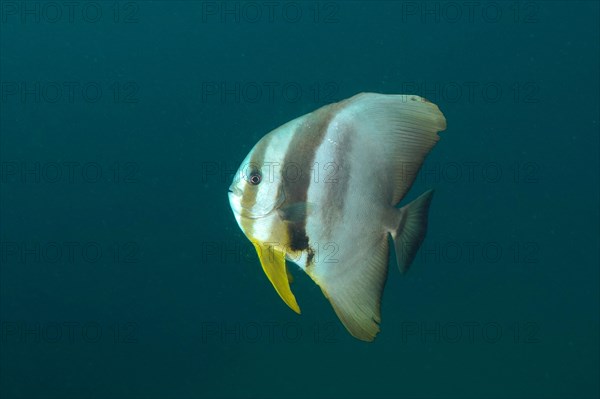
240,134,273,213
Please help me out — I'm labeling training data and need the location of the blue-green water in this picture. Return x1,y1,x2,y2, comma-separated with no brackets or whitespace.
0,1,598,398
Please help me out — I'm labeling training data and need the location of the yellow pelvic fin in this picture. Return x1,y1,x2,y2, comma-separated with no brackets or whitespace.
251,241,301,314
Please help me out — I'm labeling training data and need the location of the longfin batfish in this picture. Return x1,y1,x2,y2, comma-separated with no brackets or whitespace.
228,93,447,341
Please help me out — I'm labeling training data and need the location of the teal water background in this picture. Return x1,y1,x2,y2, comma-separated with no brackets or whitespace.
0,1,598,398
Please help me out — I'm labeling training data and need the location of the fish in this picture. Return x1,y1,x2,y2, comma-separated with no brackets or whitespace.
228,92,447,341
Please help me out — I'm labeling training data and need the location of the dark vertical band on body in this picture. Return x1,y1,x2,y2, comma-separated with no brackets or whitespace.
279,104,338,252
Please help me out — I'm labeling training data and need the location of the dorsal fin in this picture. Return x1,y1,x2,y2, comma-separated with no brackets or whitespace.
335,93,446,204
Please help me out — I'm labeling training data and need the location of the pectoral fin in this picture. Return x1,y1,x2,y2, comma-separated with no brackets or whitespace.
252,240,301,314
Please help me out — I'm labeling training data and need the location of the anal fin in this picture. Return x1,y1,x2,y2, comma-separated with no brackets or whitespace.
311,236,390,342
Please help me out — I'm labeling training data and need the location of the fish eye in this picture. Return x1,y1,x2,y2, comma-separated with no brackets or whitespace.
248,171,262,185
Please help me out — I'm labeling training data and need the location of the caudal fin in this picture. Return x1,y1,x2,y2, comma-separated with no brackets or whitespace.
393,189,434,274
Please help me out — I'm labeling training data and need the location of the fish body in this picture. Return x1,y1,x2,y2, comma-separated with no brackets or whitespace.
228,93,447,341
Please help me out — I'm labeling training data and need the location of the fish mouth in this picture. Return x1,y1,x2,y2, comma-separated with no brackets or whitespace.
228,184,242,196
227,190,241,215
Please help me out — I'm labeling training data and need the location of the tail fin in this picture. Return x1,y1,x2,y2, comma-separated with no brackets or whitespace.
393,189,434,274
